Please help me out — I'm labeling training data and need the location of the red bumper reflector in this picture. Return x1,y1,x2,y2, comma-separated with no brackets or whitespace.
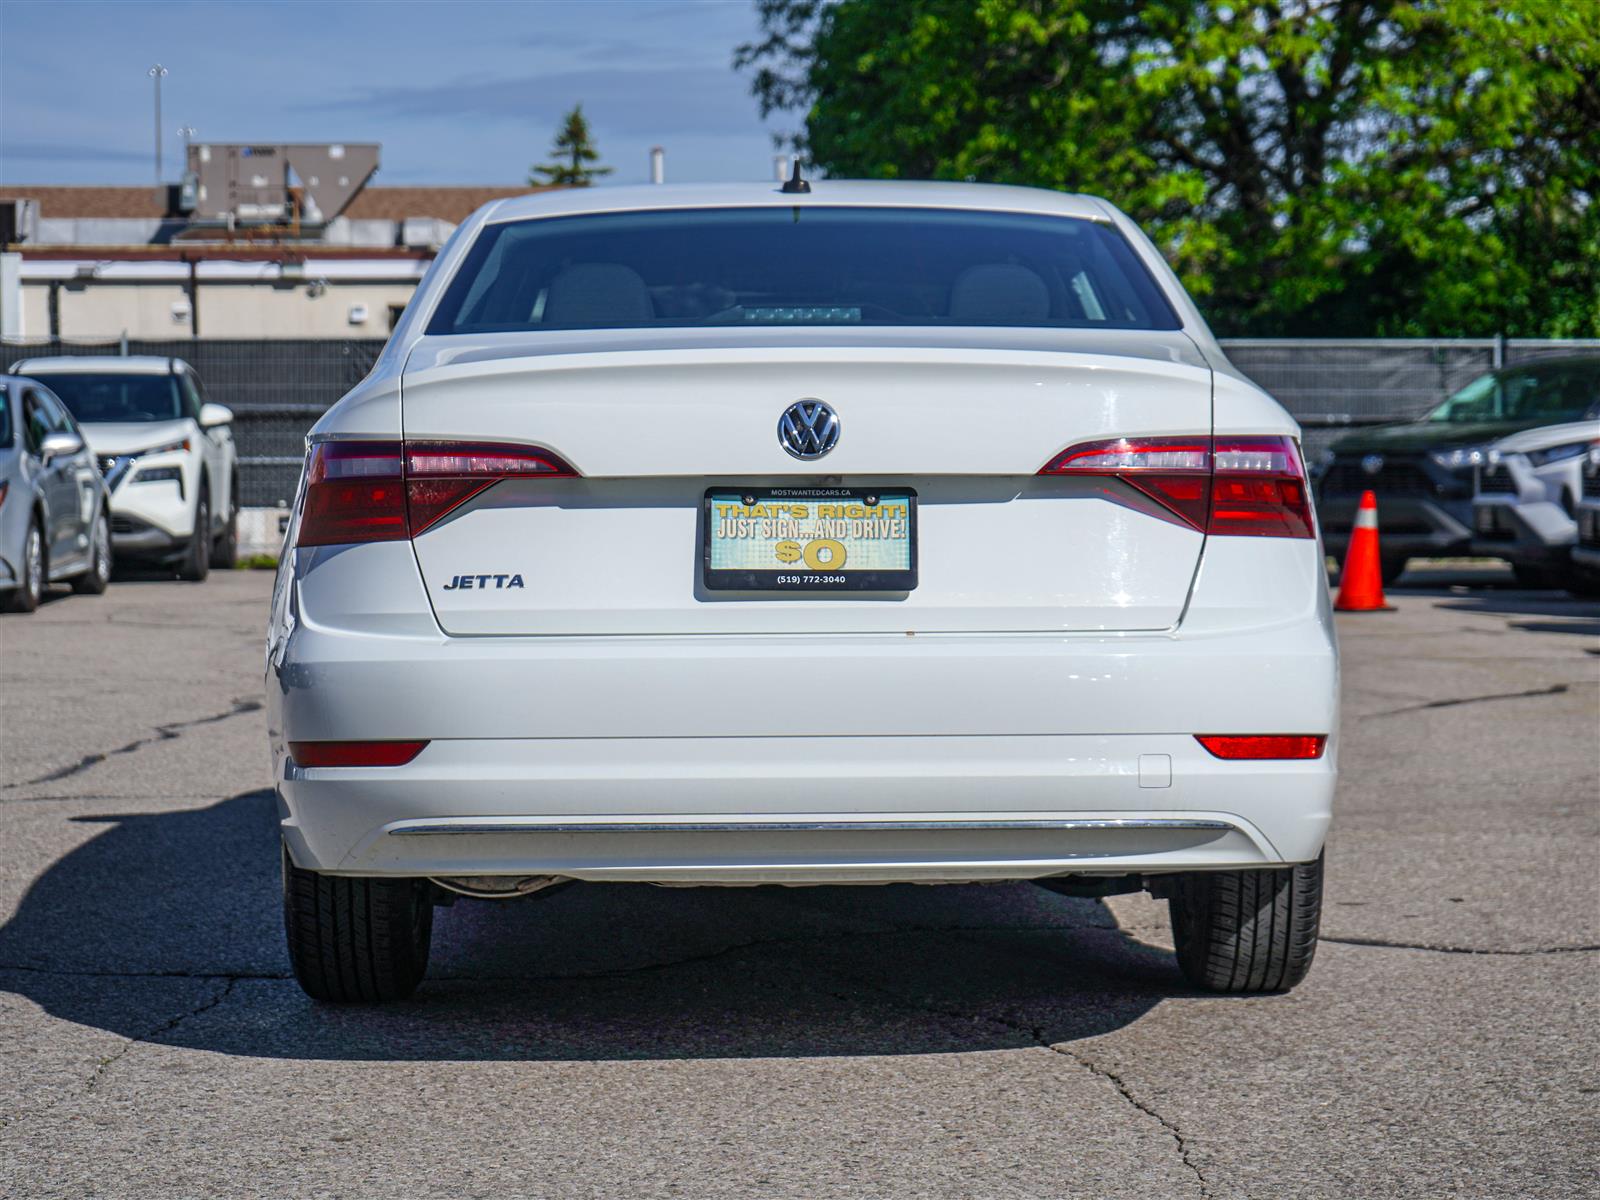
1195,734,1327,760
290,740,428,768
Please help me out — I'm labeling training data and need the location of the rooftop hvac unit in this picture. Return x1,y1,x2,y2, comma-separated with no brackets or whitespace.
185,143,380,226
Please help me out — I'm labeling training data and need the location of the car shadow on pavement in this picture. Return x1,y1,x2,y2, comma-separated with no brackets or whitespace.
1423,589,1600,624
0,790,1187,1062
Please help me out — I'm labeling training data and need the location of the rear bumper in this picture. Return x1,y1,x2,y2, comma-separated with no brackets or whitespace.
270,540,1339,882
275,729,1332,882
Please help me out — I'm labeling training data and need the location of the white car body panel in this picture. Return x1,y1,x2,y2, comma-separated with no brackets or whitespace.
268,182,1338,885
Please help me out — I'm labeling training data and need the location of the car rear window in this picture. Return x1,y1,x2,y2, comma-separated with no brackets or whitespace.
0,385,10,447
428,206,1182,335
24,372,182,423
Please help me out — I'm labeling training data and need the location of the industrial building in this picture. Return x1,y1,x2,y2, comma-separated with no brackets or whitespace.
0,143,545,339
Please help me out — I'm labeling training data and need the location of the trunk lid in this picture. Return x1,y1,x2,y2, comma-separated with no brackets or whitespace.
400,332,1212,635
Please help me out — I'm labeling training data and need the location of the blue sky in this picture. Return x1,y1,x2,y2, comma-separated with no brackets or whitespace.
0,0,783,186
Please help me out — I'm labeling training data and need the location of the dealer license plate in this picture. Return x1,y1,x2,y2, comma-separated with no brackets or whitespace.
702,487,917,591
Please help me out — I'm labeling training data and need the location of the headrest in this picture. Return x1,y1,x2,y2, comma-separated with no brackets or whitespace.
544,263,654,325
948,263,1051,323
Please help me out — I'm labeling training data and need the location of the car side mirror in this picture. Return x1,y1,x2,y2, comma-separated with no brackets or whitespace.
199,402,234,429
40,430,84,462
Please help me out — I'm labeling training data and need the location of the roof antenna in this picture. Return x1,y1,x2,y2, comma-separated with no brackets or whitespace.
780,159,811,194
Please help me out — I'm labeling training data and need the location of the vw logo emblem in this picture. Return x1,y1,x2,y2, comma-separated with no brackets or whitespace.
1360,454,1384,475
777,399,840,460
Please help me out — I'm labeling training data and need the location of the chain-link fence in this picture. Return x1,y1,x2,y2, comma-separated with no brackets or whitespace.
1222,338,1600,462
3,335,1597,508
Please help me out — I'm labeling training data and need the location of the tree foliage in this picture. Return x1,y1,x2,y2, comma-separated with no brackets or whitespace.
531,104,613,187
737,1,1600,336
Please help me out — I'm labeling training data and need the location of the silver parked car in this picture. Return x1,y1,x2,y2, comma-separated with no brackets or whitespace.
0,376,112,613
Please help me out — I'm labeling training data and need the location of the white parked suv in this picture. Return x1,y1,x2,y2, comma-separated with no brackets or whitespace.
8,357,239,579
1473,415,1600,594
268,182,1339,1001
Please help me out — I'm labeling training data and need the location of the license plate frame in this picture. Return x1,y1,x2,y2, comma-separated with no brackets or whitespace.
701,486,918,592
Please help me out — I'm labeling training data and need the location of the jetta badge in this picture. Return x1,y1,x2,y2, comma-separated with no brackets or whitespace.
1360,454,1384,475
777,399,840,460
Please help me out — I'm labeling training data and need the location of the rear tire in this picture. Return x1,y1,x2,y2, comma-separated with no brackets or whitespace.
2,519,44,613
176,489,210,582
210,477,238,569
282,842,433,1002
1168,852,1324,993
71,508,111,594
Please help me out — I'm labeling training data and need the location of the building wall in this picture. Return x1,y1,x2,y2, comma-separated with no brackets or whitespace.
198,282,418,338
18,280,419,339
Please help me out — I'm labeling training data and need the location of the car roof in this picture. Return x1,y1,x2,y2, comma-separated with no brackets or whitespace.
8,355,189,376
480,180,1111,225
1491,354,1600,376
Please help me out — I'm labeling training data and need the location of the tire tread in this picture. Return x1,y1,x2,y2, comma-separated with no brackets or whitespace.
282,844,431,1002
1170,853,1323,993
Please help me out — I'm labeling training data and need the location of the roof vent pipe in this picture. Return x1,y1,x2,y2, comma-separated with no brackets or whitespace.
649,146,665,185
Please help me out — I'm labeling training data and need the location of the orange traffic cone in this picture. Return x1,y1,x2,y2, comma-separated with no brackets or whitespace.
1334,490,1393,612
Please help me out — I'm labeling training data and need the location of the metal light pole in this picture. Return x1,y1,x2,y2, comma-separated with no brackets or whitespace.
148,65,168,186
177,124,196,164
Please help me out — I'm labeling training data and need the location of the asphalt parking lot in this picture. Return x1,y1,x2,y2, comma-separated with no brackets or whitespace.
1,567,1595,1199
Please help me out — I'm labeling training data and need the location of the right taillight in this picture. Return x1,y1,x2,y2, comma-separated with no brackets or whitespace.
1039,435,1313,538
296,439,576,548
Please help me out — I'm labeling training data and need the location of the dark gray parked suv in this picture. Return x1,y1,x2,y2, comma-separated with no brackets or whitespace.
1316,357,1600,583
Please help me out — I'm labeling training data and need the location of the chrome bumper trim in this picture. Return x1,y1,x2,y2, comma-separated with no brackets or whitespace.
389,818,1236,837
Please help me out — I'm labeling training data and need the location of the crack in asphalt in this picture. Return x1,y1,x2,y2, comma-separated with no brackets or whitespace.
1362,683,1569,718
822,962,1210,1199
1057,1045,1210,1199
1320,936,1599,956
3,699,263,791
0,977,239,1133
85,977,237,1095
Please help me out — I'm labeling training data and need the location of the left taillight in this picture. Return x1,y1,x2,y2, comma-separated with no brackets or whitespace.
296,440,576,548
1039,435,1313,538
297,441,407,548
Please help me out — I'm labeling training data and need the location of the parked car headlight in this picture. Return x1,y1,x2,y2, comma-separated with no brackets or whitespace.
1527,440,1597,467
135,437,191,457
1311,447,1336,478
1429,445,1487,469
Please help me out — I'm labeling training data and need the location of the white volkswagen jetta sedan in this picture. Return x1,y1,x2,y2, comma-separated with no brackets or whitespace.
268,182,1338,1002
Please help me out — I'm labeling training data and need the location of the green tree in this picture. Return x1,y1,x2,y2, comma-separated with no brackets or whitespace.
737,1,1600,337
530,104,613,187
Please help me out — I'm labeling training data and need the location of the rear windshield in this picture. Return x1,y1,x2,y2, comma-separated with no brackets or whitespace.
428,206,1182,335
1427,360,1600,423
25,372,182,424
0,385,10,447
